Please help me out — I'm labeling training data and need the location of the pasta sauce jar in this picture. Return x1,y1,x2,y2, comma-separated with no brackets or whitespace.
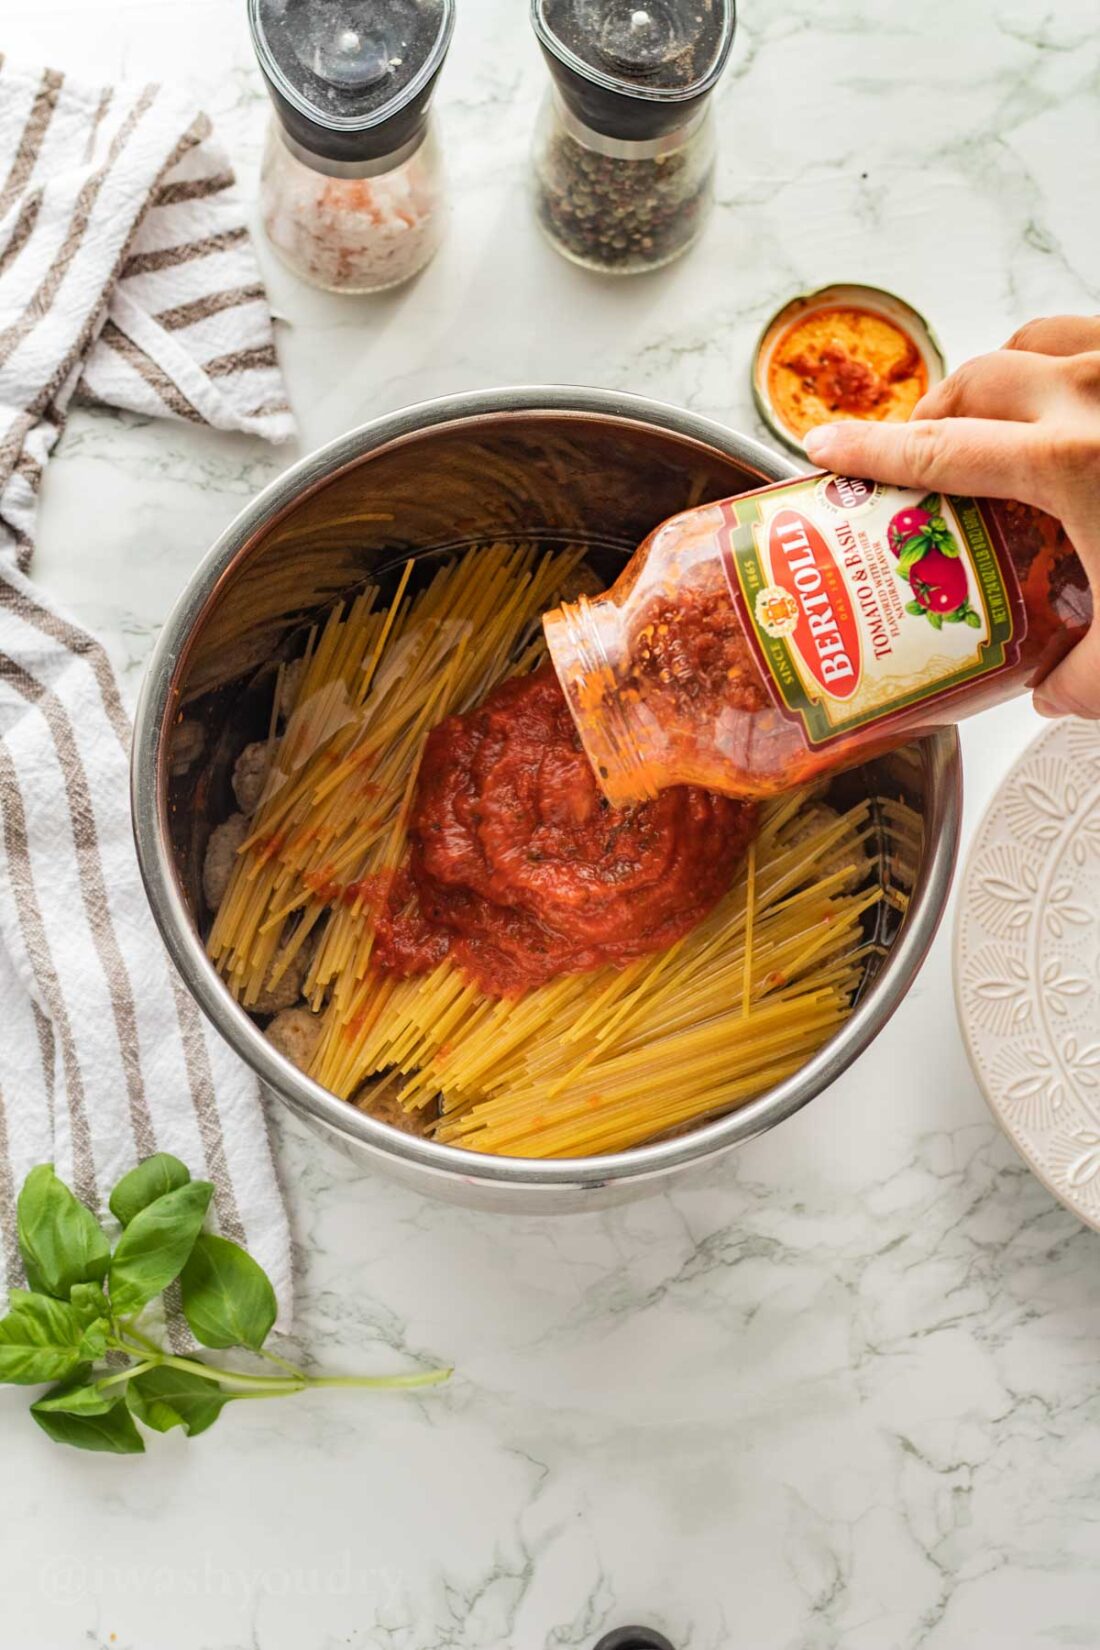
543,474,1092,803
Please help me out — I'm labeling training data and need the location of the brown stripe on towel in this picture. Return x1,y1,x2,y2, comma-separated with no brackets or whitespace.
0,83,159,371
13,450,43,490
0,652,157,1162
27,111,211,424
99,318,205,423
0,579,130,749
246,398,293,420
155,170,234,207
31,1001,56,1130
166,971,246,1246
0,411,36,489
0,580,245,1246
122,225,248,277
0,188,43,280
0,743,98,1206
201,343,279,379
154,282,266,332
0,67,64,218
82,85,114,166
0,1084,21,1286
11,530,35,575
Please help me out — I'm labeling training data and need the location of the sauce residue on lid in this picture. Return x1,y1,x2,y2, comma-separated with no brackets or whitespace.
766,305,928,441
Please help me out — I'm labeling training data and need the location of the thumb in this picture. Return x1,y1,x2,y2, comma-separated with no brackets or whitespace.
1033,622,1100,719
804,417,1043,504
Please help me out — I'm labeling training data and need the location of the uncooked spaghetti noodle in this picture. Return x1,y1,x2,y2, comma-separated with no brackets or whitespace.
206,544,905,1158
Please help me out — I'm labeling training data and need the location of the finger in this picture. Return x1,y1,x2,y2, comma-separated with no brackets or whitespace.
913,350,1057,423
803,417,1042,502
1003,315,1100,357
1033,622,1100,720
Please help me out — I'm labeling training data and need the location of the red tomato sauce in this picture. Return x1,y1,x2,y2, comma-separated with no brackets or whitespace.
374,665,758,997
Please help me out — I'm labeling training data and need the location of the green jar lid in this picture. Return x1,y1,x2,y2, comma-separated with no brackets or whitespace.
752,282,947,457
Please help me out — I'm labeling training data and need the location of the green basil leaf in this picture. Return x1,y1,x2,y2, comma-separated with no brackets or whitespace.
32,1395,145,1453
32,1377,115,1417
966,610,982,628
917,492,940,515
905,601,925,617
109,1154,191,1227
69,1281,110,1328
897,540,927,577
126,1365,227,1437
180,1233,278,1351
17,1165,110,1299
0,1294,85,1384
108,1181,213,1319
945,609,964,622
928,612,943,630
77,1319,110,1360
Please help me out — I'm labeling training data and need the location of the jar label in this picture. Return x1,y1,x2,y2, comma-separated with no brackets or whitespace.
718,475,1024,745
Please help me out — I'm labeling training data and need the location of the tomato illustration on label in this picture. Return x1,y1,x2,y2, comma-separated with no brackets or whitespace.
887,493,958,560
765,507,861,699
889,494,982,630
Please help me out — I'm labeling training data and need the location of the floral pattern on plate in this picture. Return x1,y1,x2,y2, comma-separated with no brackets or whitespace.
955,717,1100,1230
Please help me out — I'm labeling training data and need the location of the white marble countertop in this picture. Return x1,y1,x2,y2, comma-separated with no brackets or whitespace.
4,1,1100,1646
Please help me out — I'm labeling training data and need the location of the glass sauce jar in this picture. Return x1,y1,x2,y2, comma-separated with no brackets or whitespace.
249,0,454,294
530,0,734,275
543,473,1093,802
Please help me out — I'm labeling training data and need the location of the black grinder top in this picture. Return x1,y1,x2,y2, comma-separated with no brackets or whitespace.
532,0,735,141
249,0,455,168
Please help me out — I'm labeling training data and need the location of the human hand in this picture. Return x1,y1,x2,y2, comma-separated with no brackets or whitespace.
804,314,1100,718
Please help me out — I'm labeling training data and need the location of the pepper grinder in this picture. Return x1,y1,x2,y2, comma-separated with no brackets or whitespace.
249,0,455,294
531,0,735,275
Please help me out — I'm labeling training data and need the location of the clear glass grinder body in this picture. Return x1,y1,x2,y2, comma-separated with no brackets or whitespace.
250,0,454,293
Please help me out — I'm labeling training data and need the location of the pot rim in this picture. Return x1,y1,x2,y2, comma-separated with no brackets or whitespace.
131,385,962,1191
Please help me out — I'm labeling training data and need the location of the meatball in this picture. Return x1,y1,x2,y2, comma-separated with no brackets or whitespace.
264,1005,323,1070
168,718,205,777
232,740,277,815
249,938,312,1016
354,1087,435,1138
556,559,603,604
202,813,248,911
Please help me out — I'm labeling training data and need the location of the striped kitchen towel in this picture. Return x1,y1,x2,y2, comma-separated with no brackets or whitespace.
0,61,293,1312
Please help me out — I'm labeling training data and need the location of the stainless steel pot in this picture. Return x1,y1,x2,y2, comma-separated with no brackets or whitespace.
132,387,962,1212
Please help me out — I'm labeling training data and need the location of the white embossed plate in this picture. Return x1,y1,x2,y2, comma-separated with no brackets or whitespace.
955,717,1100,1228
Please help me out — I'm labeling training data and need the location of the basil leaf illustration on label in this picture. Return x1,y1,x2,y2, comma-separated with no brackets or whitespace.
896,539,928,579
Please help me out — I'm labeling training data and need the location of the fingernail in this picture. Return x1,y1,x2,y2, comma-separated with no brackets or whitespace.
803,427,837,463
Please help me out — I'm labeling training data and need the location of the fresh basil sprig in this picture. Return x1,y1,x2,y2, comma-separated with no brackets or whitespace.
1,1158,450,1454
